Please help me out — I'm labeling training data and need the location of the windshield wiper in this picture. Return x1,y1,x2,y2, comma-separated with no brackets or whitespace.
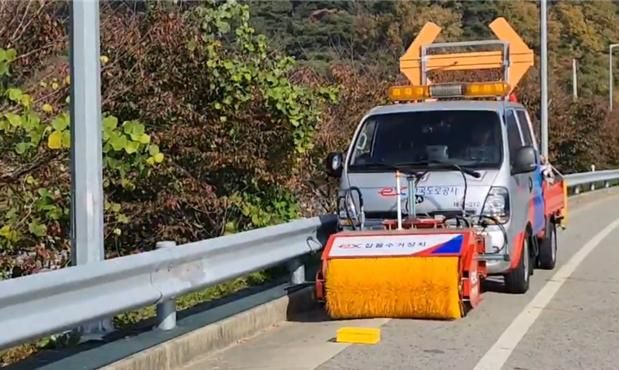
351,163,394,170
392,160,481,179
351,160,481,179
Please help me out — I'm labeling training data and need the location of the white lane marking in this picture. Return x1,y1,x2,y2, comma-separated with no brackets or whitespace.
473,218,619,370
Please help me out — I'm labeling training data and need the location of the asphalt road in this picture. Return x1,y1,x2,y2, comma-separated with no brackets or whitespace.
183,189,619,370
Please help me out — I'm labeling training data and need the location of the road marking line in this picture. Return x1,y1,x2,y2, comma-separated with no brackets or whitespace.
473,218,619,370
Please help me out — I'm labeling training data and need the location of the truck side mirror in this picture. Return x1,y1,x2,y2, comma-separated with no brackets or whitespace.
512,145,537,174
325,152,343,177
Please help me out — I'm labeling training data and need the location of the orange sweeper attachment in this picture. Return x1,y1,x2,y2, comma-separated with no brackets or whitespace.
314,17,534,320
316,226,488,320
315,171,489,320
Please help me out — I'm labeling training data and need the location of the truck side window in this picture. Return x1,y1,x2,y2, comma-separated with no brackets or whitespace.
505,110,523,164
350,119,377,165
516,110,534,147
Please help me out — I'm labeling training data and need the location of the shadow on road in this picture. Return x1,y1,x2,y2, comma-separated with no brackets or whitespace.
286,275,512,324
481,276,508,294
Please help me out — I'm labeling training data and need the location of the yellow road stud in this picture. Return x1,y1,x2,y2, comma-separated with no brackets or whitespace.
335,327,381,345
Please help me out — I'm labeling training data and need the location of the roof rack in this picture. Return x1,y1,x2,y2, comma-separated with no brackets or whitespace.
389,17,534,102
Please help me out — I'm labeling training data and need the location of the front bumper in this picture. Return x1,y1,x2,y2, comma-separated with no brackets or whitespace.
338,218,514,274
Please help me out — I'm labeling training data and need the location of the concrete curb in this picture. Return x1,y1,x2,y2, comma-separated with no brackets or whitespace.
101,286,315,370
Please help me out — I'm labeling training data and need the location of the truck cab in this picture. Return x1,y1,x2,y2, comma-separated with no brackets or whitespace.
326,99,543,279
323,18,566,294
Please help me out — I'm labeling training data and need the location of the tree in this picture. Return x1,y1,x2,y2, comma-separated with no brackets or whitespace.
0,46,161,278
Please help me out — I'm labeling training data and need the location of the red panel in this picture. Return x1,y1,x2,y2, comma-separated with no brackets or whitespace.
460,232,485,308
509,231,526,269
543,180,566,216
314,271,325,301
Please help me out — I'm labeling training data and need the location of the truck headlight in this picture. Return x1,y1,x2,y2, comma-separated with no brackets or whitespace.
481,187,510,224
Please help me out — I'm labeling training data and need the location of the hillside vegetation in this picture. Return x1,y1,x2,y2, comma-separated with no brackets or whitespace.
0,0,618,280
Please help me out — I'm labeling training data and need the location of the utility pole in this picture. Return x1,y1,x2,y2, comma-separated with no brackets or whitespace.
572,59,578,101
540,0,549,158
610,44,619,112
70,0,112,336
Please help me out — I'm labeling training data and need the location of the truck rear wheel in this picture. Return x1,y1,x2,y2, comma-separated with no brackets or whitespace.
504,234,531,294
538,220,557,269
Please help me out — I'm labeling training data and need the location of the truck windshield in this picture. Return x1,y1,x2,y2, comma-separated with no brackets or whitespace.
348,110,503,171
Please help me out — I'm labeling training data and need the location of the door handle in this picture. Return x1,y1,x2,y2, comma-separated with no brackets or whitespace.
528,177,533,192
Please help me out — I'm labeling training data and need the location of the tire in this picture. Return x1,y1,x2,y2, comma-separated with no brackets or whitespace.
538,220,557,269
504,234,531,294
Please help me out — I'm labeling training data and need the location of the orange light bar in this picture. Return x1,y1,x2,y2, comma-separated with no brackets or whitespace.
388,82,510,101
464,82,510,97
388,85,429,101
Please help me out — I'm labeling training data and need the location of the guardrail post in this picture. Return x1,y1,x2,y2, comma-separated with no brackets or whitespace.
287,258,305,285
156,241,177,330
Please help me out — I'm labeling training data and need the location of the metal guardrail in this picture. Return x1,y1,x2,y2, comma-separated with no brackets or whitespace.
1,170,618,351
564,169,619,188
0,215,337,349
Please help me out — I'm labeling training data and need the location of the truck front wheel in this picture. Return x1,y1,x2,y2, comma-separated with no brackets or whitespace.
504,234,531,294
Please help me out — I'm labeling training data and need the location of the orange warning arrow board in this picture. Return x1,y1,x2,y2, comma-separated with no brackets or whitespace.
400,21,441,86
399,17,534,93
489,17,534,89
